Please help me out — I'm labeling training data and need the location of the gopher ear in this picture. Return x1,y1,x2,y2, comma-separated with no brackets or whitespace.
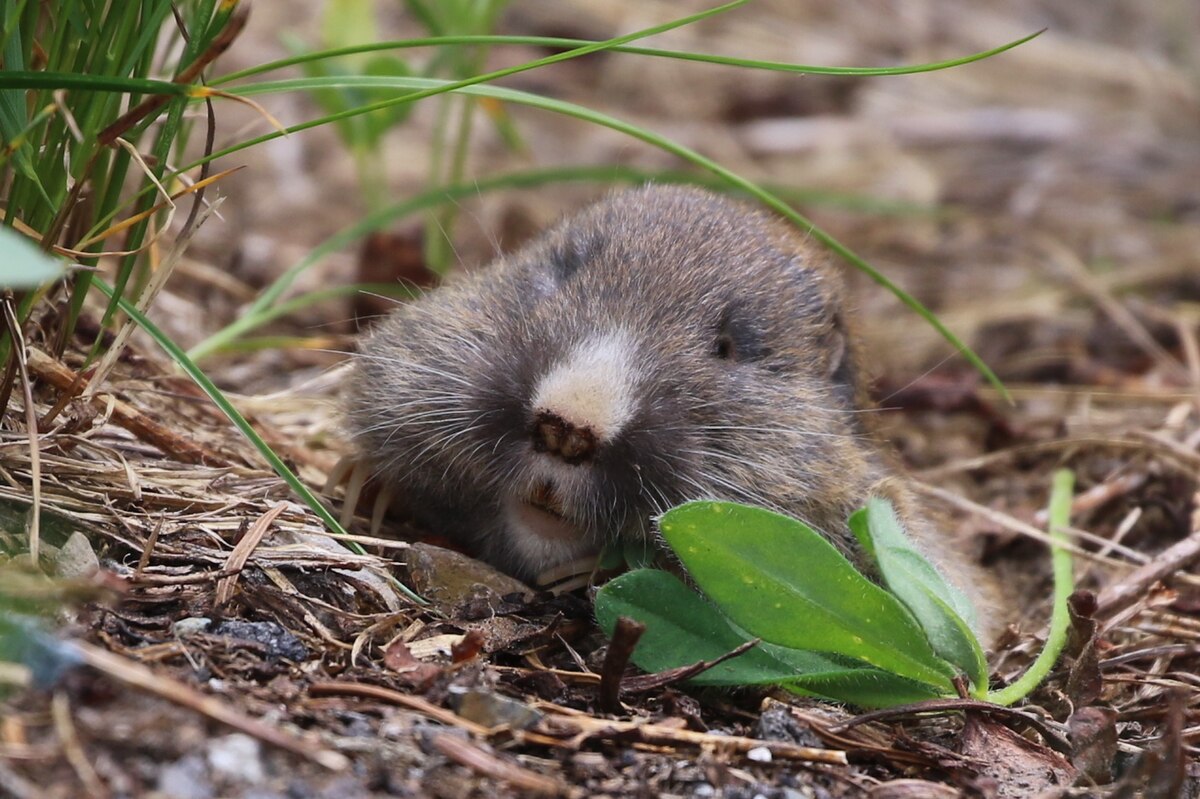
824,316,859,408
825,326,848,380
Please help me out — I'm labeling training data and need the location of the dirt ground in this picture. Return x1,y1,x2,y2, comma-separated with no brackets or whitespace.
3,1,1200,797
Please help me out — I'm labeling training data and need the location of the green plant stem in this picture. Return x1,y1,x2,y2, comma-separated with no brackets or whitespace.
987,469,1075,706
89,278,425,605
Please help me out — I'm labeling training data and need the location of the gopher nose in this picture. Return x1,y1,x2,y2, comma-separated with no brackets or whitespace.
531,410,597,464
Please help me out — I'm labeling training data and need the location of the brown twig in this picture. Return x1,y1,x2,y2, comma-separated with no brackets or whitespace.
913,480,1133,564
1100,644,1200,669
0,760,40,799
598,617,644,713
26,347,232,466
1033,471,1147,526
619,637,763,693
536,705,848,765
309,681,492,737
127,569,241,587
50,691,109,799
97,5,250,145
134,516,165,578
430,733,567,797
1039,235,1189,383
3,297,40,563
75,641,349,771
828,698,1072,754
0,743,59,761
214,501,288,607
69,166,245,254
1095,520,1200,621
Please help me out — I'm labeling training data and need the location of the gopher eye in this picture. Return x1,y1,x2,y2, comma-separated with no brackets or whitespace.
711,305,770,364
713,331,736,360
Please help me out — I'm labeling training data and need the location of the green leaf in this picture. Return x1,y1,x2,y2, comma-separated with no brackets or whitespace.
359,55,415,145
851,500,988,694
597,569,815,686
0,227,69,289
659,501,956,689
0,612,82,691
595,569,946,706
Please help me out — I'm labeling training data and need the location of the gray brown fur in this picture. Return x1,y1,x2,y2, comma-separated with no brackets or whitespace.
347,185,998,638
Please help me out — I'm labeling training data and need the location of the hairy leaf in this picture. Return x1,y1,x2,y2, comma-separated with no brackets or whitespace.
659,501,956,689
0,227,69,289
595,568,947,706
849,499,987,693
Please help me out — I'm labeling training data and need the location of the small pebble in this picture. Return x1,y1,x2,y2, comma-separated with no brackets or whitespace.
208,733,266,784
747,746,773,763
210,619,309,662
173,617,213,637
158,754,215,799
54,531,99,579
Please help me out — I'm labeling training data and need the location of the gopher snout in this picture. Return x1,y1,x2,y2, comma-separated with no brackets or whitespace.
531,410,598,464
529,329,639,454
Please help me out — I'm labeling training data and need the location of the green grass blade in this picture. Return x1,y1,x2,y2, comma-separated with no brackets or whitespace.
214,30,1043,85
0,71,190,95
89,278,424,605
185,163,936,359
185,0,750,166
0,23,46,201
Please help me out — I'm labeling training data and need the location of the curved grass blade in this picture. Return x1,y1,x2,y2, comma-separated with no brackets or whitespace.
89,278,424,605
185,1,749,167
214,31,1043,85
186,164,933,360
182,174,928,353
659,501,957,688
0,24,45,200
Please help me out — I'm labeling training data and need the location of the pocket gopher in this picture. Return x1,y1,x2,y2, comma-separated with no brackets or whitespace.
348,185,999,637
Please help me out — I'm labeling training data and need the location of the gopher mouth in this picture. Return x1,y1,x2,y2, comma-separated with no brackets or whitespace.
506,481,580,543
528,480,566,518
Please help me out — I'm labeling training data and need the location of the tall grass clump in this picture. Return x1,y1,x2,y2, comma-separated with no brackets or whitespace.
1,2,243,359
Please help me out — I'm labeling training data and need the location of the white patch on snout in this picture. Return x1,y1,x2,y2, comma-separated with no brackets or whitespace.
502,495,596,572
531,329,639,441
